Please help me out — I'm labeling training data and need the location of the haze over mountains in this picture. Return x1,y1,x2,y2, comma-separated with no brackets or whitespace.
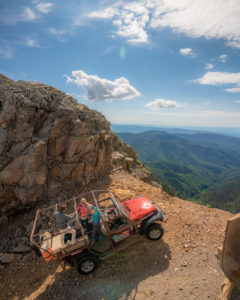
114,124,240,213
112,124,240,138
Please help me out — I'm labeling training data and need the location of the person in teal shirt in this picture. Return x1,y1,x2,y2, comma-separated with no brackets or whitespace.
92,206,100,225
89,205,100,246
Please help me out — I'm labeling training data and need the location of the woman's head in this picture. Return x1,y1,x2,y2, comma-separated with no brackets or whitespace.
87,204,93,211
81,198,87,204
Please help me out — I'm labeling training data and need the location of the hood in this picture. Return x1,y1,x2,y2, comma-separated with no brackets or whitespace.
121,196,157,221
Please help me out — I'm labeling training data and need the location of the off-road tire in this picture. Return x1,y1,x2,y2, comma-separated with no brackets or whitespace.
77,255,99,275
145,223,164,240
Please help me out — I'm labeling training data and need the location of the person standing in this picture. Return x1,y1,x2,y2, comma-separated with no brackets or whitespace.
53,205,76,243
89,205,101,246
77,198,90,232
53,205,75,231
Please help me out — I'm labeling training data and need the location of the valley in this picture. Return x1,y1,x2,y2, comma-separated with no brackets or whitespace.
117,129,240,212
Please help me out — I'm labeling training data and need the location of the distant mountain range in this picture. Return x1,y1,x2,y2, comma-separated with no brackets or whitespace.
117,129,240,213
112,124,240,138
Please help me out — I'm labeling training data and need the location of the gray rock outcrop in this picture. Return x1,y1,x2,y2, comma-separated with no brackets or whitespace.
0,75,113,217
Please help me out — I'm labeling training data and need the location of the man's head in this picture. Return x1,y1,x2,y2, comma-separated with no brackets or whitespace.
59,205,66,213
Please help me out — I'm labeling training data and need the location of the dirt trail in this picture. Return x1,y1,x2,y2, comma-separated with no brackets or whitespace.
0,170,232,300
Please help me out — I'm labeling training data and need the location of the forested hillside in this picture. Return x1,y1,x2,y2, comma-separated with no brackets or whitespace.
196,167,240,212
117,130,240,212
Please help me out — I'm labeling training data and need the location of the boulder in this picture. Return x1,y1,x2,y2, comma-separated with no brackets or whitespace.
13,244,31,254
112,153,134,172
125,157,133,171
220,213,240,286
0,253,22,264
112,152,126,167
112,133,138,162
218,213,240,299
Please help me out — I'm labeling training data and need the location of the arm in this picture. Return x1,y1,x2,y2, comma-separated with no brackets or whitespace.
65,213,75,221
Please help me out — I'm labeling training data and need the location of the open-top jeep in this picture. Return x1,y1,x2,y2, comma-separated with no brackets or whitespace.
30,190,165,274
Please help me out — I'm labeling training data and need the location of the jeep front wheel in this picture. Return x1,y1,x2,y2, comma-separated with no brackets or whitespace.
145,223,164,240
77,255,99,275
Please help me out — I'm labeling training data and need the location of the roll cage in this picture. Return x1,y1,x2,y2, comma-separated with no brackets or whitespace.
30,190,133,259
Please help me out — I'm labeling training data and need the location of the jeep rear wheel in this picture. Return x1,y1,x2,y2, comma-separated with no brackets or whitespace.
77,255,99,275
145,223,164,240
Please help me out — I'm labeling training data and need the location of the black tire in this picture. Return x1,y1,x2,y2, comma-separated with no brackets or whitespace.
77,255,99,275
145,223,164,240
31,245,42,257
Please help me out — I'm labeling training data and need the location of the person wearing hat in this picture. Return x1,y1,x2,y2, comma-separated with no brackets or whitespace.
77,198,90,232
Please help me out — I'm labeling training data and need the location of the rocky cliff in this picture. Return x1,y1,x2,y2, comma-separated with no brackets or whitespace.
0,75,117,219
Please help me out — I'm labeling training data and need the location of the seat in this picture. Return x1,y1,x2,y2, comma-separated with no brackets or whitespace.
51,228,76,254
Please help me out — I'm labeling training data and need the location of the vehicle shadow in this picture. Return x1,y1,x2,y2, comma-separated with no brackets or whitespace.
37,237,171,300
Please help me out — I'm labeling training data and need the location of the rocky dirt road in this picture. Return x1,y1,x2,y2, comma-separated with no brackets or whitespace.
0,170,232,300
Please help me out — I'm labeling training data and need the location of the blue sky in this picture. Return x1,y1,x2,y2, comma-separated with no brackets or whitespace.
1,0,240,128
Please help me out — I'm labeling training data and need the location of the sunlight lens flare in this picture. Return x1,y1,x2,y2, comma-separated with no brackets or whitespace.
120,46,126,59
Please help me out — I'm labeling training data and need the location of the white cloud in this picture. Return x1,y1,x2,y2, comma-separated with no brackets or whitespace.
179,48,195,56
226,87,240,93
36,3,53,14
219,54,228,63
48,28,68,42
193,71,240,93
0,45,14,59
0,6,38,25
150,0,240,48
205,63,214,70
0,3,53,26
226,41,240,49
21,7,37,21
48,28,66,35
88,7,116,19
146,98,180,110
87,2,151,44
235,100,240,103
65,70,140,102
87,0,240,48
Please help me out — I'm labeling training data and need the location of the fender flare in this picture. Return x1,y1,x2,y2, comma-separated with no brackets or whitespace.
139,212,164,235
